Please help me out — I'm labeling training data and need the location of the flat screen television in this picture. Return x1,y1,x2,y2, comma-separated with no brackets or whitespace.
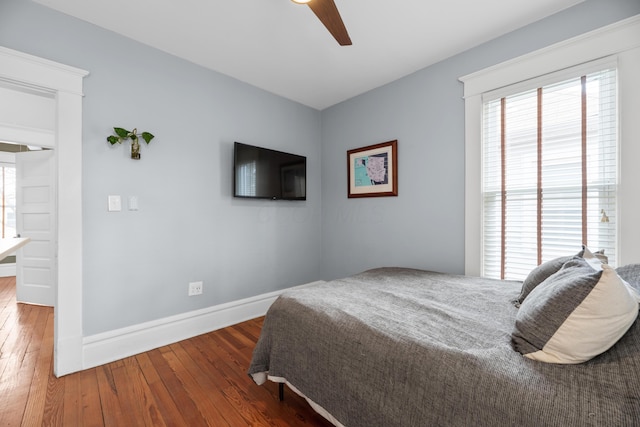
233,142,306,200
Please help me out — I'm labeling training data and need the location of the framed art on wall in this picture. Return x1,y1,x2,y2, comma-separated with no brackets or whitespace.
347,140,398,198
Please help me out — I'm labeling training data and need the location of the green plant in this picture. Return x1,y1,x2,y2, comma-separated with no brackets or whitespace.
107,127,154,159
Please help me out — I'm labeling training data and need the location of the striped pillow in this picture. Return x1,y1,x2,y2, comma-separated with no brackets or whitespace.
515,247,585,305
512,257,639,364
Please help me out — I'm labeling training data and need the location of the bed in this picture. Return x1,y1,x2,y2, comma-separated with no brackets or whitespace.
248,260,640,426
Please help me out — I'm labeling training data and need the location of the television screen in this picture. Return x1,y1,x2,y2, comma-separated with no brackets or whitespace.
233,142,306,200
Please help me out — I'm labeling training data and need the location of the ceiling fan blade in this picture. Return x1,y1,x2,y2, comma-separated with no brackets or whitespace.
306,0,352,46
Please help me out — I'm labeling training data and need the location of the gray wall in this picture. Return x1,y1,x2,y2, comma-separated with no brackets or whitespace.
320,0,640,281
1,0,639,336
0,0,322,335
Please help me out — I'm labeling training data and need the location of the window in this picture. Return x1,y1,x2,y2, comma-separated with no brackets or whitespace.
461,17,640,277
482,68,617,280
0,164,16,239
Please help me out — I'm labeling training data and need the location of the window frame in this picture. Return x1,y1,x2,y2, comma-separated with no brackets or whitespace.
482,66,618,280
459,16,640,276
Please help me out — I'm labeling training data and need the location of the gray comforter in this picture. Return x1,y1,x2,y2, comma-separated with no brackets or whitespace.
248,267,640,426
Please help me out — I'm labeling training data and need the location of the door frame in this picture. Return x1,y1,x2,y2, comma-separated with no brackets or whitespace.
0,46,87,376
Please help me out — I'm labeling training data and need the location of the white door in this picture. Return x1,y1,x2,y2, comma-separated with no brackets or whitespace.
15,150,56,306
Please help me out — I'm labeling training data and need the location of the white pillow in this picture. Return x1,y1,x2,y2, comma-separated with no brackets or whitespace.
512,258,640,364
582,245,605,270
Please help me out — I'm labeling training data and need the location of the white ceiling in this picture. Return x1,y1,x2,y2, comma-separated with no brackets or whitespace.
33,0,584,110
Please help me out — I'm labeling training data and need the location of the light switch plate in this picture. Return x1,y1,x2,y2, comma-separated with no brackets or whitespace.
128,196,139,211
108,195,122,212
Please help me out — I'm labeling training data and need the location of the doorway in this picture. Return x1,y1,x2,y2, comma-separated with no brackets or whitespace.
0,143,56,307
0,45,87,376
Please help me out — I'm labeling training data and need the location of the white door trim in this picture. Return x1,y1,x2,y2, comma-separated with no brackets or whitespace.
0,46,87,376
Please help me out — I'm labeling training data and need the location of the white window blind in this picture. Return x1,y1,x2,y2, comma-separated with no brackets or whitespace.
482,67,617,280
237,161,257,197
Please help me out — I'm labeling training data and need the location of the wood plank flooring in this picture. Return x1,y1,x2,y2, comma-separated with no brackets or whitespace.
0,276,333,426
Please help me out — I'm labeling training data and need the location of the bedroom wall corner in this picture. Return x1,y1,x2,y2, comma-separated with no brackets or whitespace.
0,0,324,342
318,0,640,281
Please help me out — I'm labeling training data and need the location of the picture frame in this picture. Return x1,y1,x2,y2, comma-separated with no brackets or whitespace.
347,140,398,198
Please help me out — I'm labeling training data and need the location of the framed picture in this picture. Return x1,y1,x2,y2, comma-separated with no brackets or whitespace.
347,140,398,198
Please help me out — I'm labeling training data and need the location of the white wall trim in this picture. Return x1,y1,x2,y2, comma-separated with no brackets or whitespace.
82,280,325,370
459,15,640,276
0,122,55,147
0,263,16,277
0,46,86,96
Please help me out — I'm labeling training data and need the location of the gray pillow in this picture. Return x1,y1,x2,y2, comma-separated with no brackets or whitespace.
515,247,585,305
512,257,639,363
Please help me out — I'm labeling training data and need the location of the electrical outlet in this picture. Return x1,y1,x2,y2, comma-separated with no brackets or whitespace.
188,281,203,296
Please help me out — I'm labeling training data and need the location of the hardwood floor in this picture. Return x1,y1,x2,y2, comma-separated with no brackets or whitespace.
0,276,333,426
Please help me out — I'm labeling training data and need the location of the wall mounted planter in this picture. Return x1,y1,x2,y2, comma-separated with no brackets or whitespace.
107,127,154,160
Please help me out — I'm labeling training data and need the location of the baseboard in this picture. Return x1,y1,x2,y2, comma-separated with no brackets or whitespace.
82,280,325,370
0,263,16,277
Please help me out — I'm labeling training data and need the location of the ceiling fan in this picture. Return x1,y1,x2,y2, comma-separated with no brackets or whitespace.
292,0,352,46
